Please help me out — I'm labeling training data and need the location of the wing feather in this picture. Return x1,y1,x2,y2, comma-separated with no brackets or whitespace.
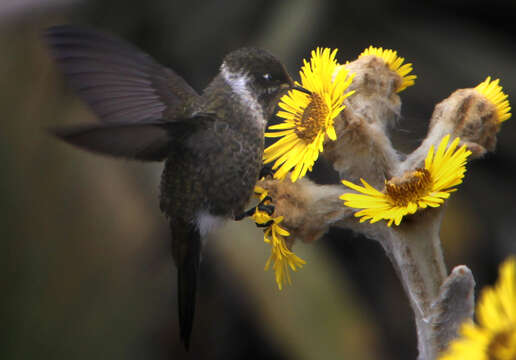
51,116,214,162
45,25,201,124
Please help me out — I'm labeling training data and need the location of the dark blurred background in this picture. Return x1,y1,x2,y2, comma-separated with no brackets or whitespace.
1,1,515,359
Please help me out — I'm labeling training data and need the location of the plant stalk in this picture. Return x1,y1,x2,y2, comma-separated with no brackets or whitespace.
379,209,447,360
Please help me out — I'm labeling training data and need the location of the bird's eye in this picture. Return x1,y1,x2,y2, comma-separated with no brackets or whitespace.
262,73,273,81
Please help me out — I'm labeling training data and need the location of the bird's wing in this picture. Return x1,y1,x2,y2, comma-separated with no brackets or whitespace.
45,25,201,124
51,116,213,162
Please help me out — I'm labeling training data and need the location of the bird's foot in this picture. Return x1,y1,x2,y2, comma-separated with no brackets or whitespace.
257,196,274,215
234,207,256,221
259,166,274,179
255,219,274,228
234,196,275,220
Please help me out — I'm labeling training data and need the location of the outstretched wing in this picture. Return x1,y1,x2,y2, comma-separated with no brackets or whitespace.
45,25,201,124
51,116,213,162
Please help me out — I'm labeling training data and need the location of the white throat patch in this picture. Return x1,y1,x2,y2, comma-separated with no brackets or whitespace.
221,64,265,127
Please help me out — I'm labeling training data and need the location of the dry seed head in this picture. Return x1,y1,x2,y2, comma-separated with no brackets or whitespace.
429,89,500,155
342,56,402,129
257,178,349,243
322,55,405,184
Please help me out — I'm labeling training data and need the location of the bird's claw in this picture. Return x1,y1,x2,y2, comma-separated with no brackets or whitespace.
234,196,275,220
257,197,274,216
234,207,256,221
259,166,274,179
255,220,274,228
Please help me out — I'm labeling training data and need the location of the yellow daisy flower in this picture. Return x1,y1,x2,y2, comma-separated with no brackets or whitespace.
475,76,511,123
439,257,516,360
252,186,306,290
359,45,417,92
340,135,471,226
263,47,355,182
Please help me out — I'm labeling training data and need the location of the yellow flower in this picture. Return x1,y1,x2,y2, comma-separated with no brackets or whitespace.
359,45,417,92
252,186,306,290
340,135,471,226
263,47,355,182
439,257,516,360
475,76,511,123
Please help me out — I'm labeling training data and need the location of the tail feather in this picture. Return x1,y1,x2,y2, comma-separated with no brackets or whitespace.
171,220,202,350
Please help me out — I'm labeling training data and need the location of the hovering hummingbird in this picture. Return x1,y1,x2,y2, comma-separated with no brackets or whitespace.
45,25,308,349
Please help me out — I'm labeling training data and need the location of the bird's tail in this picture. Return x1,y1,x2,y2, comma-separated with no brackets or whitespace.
170,219,202,350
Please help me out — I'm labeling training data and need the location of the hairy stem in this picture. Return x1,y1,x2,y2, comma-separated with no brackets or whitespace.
379,209,447,360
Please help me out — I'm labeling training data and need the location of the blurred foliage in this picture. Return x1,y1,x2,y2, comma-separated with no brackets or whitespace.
1,1,515,359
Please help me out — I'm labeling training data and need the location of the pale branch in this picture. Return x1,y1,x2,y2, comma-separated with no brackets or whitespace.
257,54,503,359
428,265,476,356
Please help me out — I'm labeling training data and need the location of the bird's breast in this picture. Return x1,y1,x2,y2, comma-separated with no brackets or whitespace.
160,120,264,222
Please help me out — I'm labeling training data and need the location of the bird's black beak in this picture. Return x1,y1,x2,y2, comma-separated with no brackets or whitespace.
292,85,312,96
281,76,311,95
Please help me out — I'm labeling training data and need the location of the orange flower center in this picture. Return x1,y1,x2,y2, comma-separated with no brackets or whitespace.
487,327,516,360
295,93,328,142
385,168,432,206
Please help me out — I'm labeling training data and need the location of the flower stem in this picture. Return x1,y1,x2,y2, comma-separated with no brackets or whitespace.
380,209,448,360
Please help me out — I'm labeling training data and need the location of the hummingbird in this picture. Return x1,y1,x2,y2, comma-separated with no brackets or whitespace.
45,25,308,349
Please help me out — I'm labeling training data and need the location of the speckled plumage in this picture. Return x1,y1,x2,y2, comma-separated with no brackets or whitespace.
46,26,295,350
160,76,266,222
